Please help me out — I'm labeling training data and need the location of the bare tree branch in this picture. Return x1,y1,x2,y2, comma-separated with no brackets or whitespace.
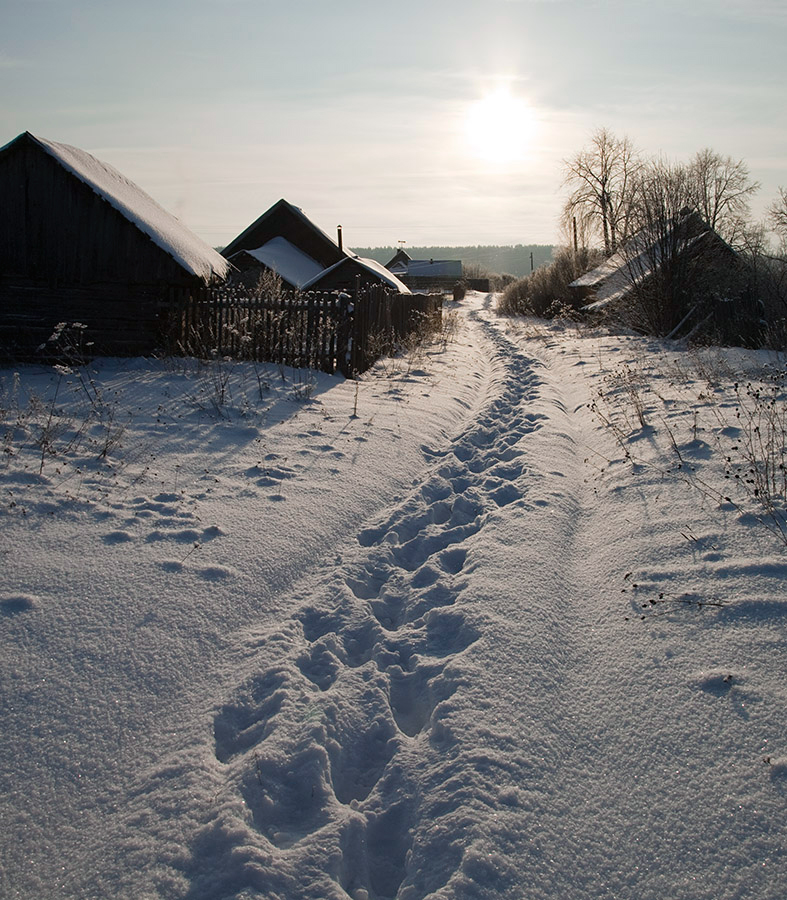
562,128,642,255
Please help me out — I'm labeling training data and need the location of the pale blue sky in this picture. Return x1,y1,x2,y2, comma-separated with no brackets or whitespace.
2,0,785,247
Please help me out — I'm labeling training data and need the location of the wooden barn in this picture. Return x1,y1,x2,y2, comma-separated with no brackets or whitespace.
568,210,757,342
222,198,346,289
569,211,736,311
223,198,409,294
0,131,230,358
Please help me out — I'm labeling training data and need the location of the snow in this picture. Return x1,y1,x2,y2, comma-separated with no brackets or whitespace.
238,237,325,289
2,291,787,899
28,134,230,283
303,256,412,294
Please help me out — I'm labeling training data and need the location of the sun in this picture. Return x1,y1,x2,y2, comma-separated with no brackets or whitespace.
464,88,537,166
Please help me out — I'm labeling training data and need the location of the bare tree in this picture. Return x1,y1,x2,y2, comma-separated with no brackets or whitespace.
622,158,698,335
769,187,787,251
562,128,641,255
620,157,750,339
687,149,759,246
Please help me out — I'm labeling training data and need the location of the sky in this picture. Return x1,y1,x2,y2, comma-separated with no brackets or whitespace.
2,0,786,248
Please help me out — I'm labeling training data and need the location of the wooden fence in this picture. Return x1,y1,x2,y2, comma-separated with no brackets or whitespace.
164,284,442,376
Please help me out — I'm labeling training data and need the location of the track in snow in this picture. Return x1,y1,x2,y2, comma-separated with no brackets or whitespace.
179,300,553,900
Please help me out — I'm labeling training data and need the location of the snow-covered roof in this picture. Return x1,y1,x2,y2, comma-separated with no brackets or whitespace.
221,198,345,269
351,255,412,292
571,253,626,290
302,255,411,293
385,248,412,268
236,236,324,289
389,258,462,278
572,212,724,311
9,133,229,283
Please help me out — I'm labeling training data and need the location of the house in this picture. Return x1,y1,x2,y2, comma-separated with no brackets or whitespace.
222,198,346,290
302,255,410,294
385,249,463,291
568,210,753,340
223,199,409,293
0,131,229,358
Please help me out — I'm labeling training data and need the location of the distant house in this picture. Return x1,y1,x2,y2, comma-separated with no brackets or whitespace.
222,198,346,289
385,249,462,291
0,131,229,358
224,199,410,293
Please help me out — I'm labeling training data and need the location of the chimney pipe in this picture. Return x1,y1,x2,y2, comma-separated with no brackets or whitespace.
337,225,343,251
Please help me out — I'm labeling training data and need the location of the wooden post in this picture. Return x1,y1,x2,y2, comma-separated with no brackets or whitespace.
337,292,352,377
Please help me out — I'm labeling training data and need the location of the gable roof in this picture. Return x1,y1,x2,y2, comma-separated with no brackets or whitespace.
302,255,411,293
386,248,412,268
571,211,732,311
227,236,324,289
222,199,345,270
1,132,229,283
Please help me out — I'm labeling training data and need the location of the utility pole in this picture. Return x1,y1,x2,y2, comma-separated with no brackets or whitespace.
530,251,534,273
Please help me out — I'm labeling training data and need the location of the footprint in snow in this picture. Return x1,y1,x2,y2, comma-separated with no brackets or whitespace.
241,743,333,848
1,594,38,615
213,667,290,762
103,530,134,544
297,636,344,691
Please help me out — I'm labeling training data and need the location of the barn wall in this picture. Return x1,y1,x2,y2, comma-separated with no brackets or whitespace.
0,139,196,286
0,283,165,359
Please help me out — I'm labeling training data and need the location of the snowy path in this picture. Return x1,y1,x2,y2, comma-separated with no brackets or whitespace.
113,295,606,900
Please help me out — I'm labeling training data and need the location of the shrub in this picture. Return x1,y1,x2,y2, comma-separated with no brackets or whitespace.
498,247,604,317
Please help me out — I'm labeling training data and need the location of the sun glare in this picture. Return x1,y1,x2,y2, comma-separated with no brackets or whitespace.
464,88,537,166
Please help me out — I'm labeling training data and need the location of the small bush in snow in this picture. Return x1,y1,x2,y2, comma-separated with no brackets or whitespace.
498,246,604,318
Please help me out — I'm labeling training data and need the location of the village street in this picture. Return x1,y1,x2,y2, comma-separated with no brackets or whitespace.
2,293,787,899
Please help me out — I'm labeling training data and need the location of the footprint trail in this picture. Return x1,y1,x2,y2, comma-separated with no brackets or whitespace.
178,302,552,899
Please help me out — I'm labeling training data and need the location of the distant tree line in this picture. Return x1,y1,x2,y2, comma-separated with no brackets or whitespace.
352,245,555,279
500,127,787,347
